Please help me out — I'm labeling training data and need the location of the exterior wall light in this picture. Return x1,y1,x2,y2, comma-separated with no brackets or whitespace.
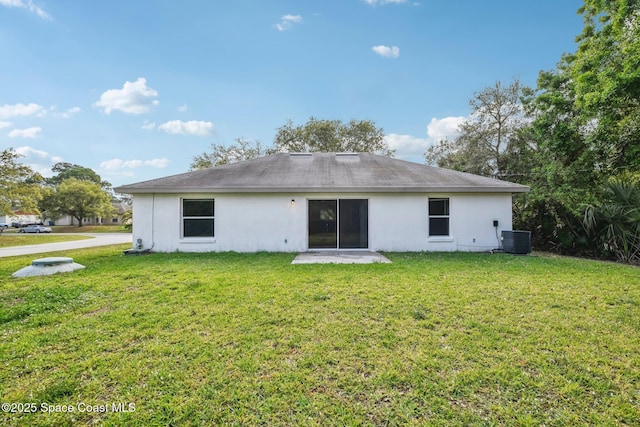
290,199,296,206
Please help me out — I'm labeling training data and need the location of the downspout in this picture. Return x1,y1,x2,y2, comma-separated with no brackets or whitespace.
150,194,155,250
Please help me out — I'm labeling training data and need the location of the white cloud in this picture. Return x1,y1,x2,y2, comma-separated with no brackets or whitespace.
49,106,81,119
382,115,466,163
0,102,44,119
178,104,188,112
276,14,302,31
142,120,156,130
57,106,81,119
100,159,138,170
15,145,48,158
8,126,42,138
372,45,400,58
100,158,169,170
363,0,408,5
427,116,465,141
94,78,159,115
14,146,63,177
158,120,213,136
0,121,11,128
145,158,170,168
0,0,51,20
385,133,431,161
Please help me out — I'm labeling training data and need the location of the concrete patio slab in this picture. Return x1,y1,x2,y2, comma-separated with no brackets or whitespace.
292,251,391,264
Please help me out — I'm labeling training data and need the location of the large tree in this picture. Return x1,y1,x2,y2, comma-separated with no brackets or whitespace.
0,148,43,215
46,161,116,197
46,162,103,186
515,1,640,255
273,117,393,156
570,0,640,171
514,65,600,252
190,118,393,170
46,178,114,227
425,79,528,177
190,138,269,170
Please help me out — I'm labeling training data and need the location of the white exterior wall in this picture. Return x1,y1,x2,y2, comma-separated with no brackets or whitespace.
0,213,39,226
131,192,514,253
369,193,512,252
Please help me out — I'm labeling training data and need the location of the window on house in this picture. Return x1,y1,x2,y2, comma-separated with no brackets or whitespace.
428,198,449,236
182,199,214,238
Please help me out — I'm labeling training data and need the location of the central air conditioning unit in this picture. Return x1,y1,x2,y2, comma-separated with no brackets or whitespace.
501,230,531,255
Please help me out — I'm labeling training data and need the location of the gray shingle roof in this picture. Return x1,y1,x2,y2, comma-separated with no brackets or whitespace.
114,153,530,194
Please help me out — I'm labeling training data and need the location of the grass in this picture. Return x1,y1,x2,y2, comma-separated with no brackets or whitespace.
52,225,130,233
0,234,92,248
0,248,639,426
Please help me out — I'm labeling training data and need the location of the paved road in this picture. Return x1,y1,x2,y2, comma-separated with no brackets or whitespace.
0,233,132,258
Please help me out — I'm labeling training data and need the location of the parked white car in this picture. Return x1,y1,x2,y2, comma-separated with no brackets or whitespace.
19,225,52,233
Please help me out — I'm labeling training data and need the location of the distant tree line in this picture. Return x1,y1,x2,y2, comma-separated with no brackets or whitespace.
0,154,117,227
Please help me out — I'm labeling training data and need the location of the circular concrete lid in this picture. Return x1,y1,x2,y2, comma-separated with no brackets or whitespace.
31,257,74,266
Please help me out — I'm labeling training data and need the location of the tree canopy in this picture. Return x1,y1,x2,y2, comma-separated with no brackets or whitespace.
425,79,528,177
571,0,640,171
45,178,114,227
190,118,393,170
190,138,269,170
0,148,43,215
46,162,112,190
274,117,393,156
584,174,640,264
515,0,640,258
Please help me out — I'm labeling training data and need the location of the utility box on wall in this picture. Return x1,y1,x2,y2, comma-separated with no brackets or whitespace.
502,230,532,255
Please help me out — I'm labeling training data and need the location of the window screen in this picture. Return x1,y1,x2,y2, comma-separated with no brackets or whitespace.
183,199,214,237
428,198,449,237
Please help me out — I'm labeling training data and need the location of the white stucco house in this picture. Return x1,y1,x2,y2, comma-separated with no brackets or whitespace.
114,153,529,253
48,202,132,226
0,210,39,227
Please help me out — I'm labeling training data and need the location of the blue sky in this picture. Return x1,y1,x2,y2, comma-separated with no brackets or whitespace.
1,0,584,187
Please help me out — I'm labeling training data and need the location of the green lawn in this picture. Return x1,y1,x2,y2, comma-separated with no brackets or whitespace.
0,234,92,248
1,248,639,426
52,225,130,233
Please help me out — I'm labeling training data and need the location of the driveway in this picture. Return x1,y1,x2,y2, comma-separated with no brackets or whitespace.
0,233,132,258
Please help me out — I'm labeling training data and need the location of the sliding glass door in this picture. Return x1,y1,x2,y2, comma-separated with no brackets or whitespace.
308,199,368,249
308,200,337,248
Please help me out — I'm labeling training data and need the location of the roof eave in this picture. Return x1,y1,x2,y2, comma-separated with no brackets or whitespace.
114,185,530,194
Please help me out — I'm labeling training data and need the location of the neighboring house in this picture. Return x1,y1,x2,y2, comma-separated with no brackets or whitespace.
110,202,132,225
0,211,39,227
114,153,529,253
47,203,131,226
